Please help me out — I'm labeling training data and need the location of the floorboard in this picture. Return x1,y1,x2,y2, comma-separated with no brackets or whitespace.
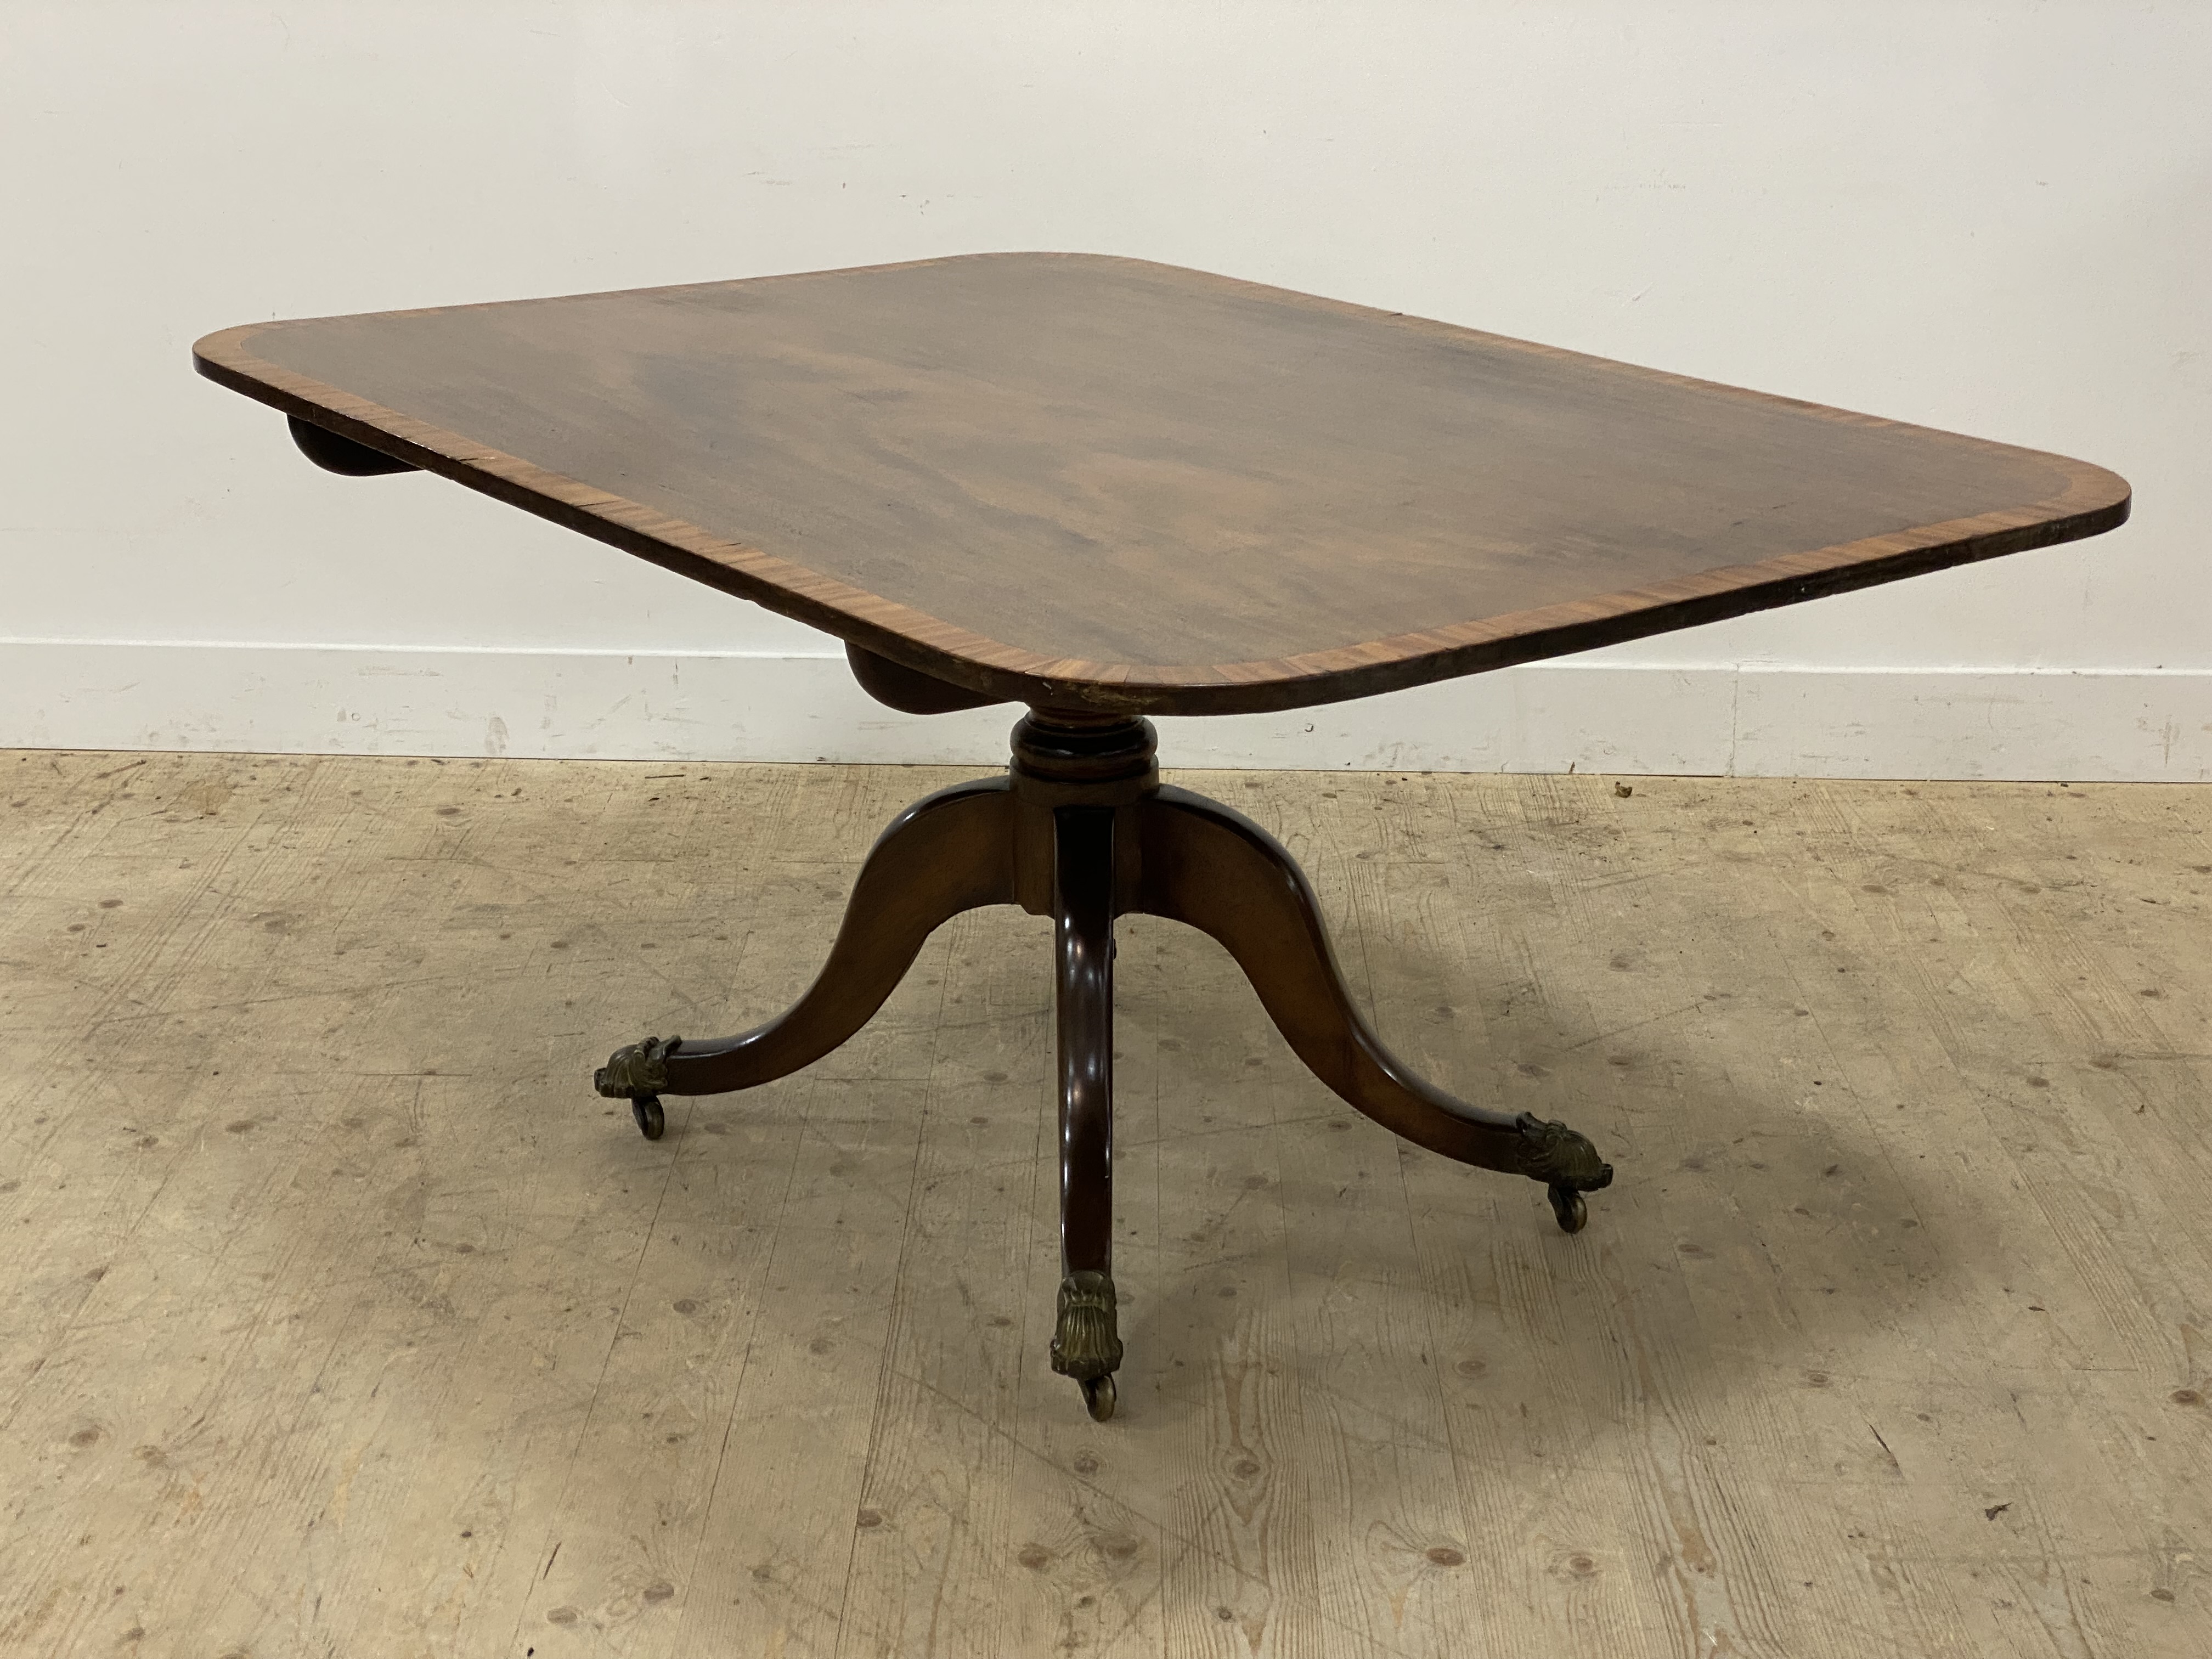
1,751,2205,1657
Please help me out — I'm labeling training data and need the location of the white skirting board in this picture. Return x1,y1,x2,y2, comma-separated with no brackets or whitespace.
2,640,2209,781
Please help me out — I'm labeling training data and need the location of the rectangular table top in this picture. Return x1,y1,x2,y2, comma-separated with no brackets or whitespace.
194,253,2128,715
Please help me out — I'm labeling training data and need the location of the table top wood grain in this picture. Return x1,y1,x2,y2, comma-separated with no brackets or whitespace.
194,253,2129,715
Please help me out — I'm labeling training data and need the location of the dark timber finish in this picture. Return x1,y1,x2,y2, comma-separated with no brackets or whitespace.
194,253,2128,717
201,253,2130,1418
589,713,1615,1416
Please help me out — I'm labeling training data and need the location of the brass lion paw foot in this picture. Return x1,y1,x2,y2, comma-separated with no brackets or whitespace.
1515,1112,1612,1232
1049,1269,1124,1421
595,1035,680,1140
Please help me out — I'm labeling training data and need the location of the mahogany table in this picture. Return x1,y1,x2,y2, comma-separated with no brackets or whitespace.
195,253,2129,1420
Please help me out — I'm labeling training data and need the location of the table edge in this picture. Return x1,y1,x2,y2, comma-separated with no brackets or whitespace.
190,254,2133,717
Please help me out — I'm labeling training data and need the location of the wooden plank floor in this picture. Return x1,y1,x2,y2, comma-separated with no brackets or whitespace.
2,750,2206,1658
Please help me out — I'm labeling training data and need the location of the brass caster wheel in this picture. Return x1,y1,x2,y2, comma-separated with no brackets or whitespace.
1547,1182,1588,1233
1079,1373,1118,1421
632,1094,665,1141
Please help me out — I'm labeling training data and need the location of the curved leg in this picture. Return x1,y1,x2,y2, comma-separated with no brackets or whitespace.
1048,806,1124,1419
595,777,1016,1102
1135,786,1611,1218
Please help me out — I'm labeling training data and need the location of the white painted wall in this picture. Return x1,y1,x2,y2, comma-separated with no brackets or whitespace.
3,2,2206,776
